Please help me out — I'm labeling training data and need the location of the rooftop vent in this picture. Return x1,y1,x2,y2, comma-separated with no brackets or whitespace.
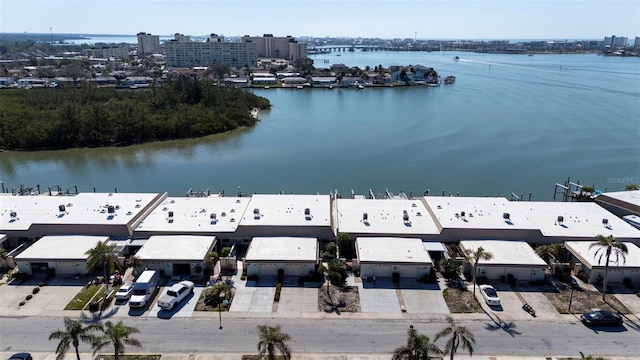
503,212,510,220
236,199,241,203
210,213,217,220
10,211,17,220
254,208,260,219
363,212,368,221
460,211,466,218
403,210,410,222
221,212,226,217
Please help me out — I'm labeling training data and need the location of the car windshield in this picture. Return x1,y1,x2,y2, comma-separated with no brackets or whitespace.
484,288,497,297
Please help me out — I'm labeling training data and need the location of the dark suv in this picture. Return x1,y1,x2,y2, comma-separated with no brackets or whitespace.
580,310,623,326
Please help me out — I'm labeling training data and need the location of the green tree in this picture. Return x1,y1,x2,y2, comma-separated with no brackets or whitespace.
93,320,142,360
625,184,639,190
534,243,564,265
257,324,291,360
336,232,351,253
220,246,232,257
208,62,231,79
0,247,9,269
464,247,493,299
321,259,348,287
590,235,628,301
85,241,119,284
434,316,475,360
48,317,102,360
440,258,462,281
125,255,143,277
321,242,338,261
205,251,219,275
392,325,442,360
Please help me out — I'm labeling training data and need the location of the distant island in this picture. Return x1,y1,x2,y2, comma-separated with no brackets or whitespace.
0,75,270,151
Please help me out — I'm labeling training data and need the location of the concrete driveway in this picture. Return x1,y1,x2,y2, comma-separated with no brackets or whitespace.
400,279,449,315
229,276,276,315
359,277,400,316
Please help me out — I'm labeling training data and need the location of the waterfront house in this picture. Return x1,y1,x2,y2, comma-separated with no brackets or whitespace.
310,77,337,87
565,241,640,284
354,237,433,280
459,240,548,282
244,236,318,277
134,235,216,277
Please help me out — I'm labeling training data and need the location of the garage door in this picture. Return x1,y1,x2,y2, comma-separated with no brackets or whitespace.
258,263,279,277
606,268,624,283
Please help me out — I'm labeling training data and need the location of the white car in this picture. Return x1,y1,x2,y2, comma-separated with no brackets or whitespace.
479,284,500,306
157,280,195,310
115,281,134,301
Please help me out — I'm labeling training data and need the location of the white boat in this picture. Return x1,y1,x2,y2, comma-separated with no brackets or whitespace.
357,84,365,89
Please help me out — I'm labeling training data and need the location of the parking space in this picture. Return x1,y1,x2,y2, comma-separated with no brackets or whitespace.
479,282,527,320
401,279,449,315
277,286,318,317
230,277,276,313
516,282,562,320
359,277,400,314
149,286,203,319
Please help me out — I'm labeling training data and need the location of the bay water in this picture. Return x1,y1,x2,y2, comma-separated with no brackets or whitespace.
1,52,638,199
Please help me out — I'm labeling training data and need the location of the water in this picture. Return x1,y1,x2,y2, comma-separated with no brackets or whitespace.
1,52,639,199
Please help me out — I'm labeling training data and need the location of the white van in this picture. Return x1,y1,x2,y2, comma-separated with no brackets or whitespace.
128,270,161,308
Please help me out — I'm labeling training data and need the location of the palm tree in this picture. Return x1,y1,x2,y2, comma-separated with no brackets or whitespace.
590,234,628,301
535,243,564,265
434,316,475,360
392,325,442,360
257,324,291,360
125,255,143,277
48,317,102,360
93,320,142,360
464,247,493,298
85,241,119,283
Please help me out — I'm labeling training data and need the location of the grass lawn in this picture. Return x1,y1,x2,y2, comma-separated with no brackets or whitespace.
65,283,117,310
442,287,482,313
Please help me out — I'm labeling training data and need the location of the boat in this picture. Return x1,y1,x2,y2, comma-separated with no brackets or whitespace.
444,75,456,84
356,84,365,89
296,85,304,89
453,56,460,61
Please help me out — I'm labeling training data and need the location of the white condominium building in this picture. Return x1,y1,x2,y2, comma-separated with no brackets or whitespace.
241,34,307,62
165,34,257,68
137,32,162,55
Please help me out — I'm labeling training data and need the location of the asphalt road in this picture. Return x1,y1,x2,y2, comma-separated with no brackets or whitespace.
1,317,639,357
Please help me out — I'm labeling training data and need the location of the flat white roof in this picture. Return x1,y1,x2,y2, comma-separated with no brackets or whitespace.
245,237,317,262
0,192,161,230
565,241,640,268
424,197,538,230
14,235,109,261
357,237,433,264
511,202,640,239
337,199,439,235
135,196,250,234
240,194,331,227
598,190,640,206
459,240,547,267
135,235,216,261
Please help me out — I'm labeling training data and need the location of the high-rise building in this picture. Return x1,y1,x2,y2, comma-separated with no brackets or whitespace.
165,35,257,68
634,37,640,48
613,36,628,48
137,32,161,55
241,34,307,62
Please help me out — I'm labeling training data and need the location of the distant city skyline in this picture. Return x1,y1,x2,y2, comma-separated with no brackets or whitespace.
1,0,639,40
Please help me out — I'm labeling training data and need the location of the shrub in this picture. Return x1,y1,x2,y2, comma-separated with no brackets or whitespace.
32,287,40,294
26,295,32,300
19,301,25,306
419,268,438,284
623,277,633,289
39,281,46,287
240,275,246,281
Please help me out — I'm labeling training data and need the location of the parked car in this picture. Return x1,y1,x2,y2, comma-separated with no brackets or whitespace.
580,310,623,326
115,281,134,301
479,284,501,306
8,353,32,360
157,280,195,310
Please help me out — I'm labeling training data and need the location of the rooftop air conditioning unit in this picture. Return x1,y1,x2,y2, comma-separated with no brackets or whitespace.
107,206,115,214
503,212,510,220
363,213,368,222
168,211,174,221
10,211,17,220
557,216,564,224
403,210,409,222
58,204,66,213
460,211,466,218
210,213,217,220
602,218,609,226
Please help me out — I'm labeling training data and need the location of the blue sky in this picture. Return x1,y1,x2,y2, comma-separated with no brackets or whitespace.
1,0,639,39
